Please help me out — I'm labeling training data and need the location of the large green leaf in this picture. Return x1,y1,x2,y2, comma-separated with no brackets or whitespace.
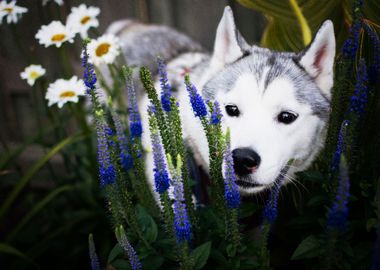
236,0,380,51
190,241,212,270
291,235,322,260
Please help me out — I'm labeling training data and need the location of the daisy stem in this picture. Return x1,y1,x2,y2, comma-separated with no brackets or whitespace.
107,64,127,110
94,66,113,97
58,47,73,79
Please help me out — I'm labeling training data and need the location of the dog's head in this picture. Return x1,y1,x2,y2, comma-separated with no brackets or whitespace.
202,7,335,194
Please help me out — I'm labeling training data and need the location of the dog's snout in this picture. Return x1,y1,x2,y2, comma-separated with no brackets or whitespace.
232,148,261,176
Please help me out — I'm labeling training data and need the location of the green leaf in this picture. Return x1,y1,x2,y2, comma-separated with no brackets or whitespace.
0,134,83,220
142,255,164,270
6,185,74,241
190,241,212,270
110,258,130,270
0,243,39,269
366,218,378,231
107,244,124,263
136,205,158,243
291,235,321,260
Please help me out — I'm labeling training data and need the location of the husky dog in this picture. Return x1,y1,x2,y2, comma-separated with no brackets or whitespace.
108,6,335,195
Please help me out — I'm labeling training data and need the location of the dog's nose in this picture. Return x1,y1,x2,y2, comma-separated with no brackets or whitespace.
232,148,261,176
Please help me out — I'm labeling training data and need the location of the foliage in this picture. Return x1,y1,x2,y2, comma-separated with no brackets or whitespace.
0,1,380,269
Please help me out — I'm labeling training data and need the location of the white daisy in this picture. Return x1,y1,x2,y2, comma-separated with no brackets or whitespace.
0,1,28,24
42,0,63,6
46,76,86,108
87,34,121,66
20,64,46,86
67,4,100,39
35,21,75,48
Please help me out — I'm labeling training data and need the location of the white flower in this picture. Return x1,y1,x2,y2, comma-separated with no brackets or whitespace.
20,64,46,86
42,0,63,6
35,21,75,48
0,1,27,24
87,34,121,66
46,76,86,108
67,4,100,39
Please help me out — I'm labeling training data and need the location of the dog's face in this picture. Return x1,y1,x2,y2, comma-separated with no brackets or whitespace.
202,7,335,194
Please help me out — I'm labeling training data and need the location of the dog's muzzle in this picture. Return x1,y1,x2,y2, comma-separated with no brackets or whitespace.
232,148,261,176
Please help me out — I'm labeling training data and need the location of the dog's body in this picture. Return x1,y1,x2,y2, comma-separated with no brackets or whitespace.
108,7,336,195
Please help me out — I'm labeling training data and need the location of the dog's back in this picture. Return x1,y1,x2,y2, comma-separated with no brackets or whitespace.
107,20,203,73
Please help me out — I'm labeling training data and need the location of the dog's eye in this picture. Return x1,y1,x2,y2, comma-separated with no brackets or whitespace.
277,111,298,124
225,105,240,117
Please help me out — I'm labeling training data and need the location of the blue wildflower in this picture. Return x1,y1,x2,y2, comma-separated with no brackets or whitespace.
158,58,172,112
117,226,142,270
331,120,350,172
112,114,133,170
223,140,240,208
151,130,170,193
82,44,97,93
185,76,207,118
169,156,192,243
96,120,116,187
342,0,363,59
125,67,143,138
210,101,222,125
88,234,101,270
263,185,280,224
349,59,369,117
327,157,350,231
262,166,289,224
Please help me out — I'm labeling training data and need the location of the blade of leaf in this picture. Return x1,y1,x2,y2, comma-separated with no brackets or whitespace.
0,134,83,220
0,243,40,269
6,185,75,241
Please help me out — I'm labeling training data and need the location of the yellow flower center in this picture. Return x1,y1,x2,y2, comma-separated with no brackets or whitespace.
81,16,91,24
29,71,40,79
3,8,13,13
51,34,66,42
95,43,111,57
60,91,76,98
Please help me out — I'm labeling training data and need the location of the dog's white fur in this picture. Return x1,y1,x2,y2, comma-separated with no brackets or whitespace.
112,7,336,196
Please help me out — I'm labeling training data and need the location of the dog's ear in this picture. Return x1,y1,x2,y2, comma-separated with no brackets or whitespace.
205,6,250,78
297,20,336,99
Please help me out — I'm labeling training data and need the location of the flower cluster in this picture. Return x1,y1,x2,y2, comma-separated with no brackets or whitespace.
82,42,97,92
158,58,172,112
169,156,192,243
113,114,133,170
45,76,86,108
349,59,369,117
116,226,142,270
0,1,27,24
35,4,100,48
88,234,100,270
87,34,121,66
151,130,170,194
123,67,143,139
210,101,222,125
342,0,363,59
67,4,100,39
20,64,46,86
185,75,207,118
331,120,349,172
96,120,116,187
327,158,350,231
35,21,75,48
223,139,240,208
